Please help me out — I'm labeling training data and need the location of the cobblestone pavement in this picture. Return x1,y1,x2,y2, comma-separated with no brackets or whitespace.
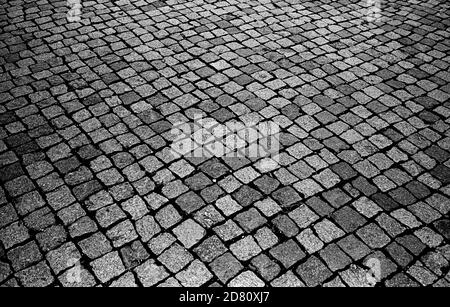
1,0,450,287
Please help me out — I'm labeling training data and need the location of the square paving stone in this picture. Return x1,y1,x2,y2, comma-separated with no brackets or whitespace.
426,194,450,215
91,251,125,283
210,252,244,283
184,173,213,191
228,270,265,287
357,223,391,249
331,162,358,180
396,235,427,256
272,186,302,208
15,261,54,287
371,193,400,211
385,273,420,287
175,191,206,214
23,207,55,232
136,215,161,242
338,264,373,287
69,216,98,238
270,240,306,269
0,223,29,253
8,241,42,271
214,220,244,242
255,198,282,217
319,243,352,271
376,213,406,237
73,180,103,201
254,175,280,194
109,272,137,288
296,229,324,254
46,186,76,211
232,185,263,207
250,254,281,281
0,204,19,230
57,203,86,226
158,243,194,273
353,196,383,218
155,204,182,229
194,236,227,263
386,242,414,267
200,184,224,203
421,251,449,276
143,193,167,211
215,195,242,216
230,236,262,261
331,206,367,232
234,167,260,184
296,256,332,287
175,259,213,287
161,180,189,199
405,181,431,200
78,232,112,259
431,165,450,185
408,202,441,224
271,271,305,287
106,220,138,248
255,227,279,250
234,208,267,232
434,219,450,240
120,240,150,269
95,204,127,228
4,176,35,197
0,163,24,183
46,242,81,275
148,233,176,256
337,235,372,261
314,219,345,243
172,219,206,248
322,188,351,208
13,191,45,216
272,215,299,238
306,197,334,217
289,205,319,228
36,225,67,252
199,159,229,179
193,204,225,228
121,196,149,220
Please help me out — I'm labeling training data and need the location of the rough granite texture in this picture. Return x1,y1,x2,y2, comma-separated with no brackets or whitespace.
0,0,450,287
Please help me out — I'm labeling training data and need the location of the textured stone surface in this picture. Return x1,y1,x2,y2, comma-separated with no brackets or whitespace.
1,0,449,288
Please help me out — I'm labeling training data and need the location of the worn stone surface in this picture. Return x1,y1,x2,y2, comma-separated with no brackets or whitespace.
0,0,449,287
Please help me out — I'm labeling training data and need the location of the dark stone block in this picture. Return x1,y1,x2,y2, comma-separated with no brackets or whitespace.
233,185,262,207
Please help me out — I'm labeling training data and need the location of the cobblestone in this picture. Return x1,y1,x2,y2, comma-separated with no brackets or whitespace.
8,241,42,271
158,244,193,274
230,236,262,261
91,251,125,283
296,256,332,287
1,0,449,288
228,271,265,287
